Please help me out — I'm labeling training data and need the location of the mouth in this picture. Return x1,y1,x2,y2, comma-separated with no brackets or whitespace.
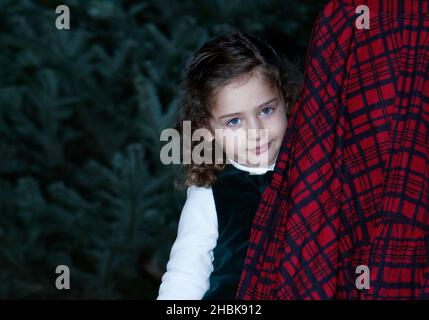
249,141,272,155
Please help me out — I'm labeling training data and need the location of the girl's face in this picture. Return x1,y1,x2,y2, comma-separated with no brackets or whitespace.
207,71,288,167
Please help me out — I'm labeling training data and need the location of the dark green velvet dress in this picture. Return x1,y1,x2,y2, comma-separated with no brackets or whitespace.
202,164,273,300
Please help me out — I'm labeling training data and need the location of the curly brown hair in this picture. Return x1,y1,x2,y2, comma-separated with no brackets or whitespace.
175,30,302,189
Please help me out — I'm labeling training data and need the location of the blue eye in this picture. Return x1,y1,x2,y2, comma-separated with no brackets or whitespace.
227,118,241,127
260,107,274,116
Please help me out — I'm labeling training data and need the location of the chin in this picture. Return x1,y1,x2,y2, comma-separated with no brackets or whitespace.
246,154,272,167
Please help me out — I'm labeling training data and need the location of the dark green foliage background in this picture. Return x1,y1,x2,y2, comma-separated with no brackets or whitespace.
0,0,323,299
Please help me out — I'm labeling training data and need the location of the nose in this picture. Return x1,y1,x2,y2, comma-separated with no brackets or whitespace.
247,118,266,142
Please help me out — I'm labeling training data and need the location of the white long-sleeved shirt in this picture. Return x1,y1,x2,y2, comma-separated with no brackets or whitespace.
157,159,275,300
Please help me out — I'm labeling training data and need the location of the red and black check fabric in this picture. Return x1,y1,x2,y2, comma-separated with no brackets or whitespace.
237,0,429,299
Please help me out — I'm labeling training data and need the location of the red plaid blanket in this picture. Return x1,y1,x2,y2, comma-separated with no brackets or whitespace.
237,0,429,299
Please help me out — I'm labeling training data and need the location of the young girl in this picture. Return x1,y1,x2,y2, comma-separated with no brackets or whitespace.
157,30,300,300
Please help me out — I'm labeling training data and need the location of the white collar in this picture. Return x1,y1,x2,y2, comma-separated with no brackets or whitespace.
227,157,276,175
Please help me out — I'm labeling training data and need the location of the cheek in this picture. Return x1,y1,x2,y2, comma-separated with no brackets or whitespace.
281,118,288,136
271,113,288,138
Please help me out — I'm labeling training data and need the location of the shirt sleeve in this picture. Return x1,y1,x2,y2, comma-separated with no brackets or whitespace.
157,185,218,300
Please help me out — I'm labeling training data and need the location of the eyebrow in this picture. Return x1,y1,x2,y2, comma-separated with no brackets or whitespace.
217,98,278,120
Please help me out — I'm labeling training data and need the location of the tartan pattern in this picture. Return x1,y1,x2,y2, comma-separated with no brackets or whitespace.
236,0,429,299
